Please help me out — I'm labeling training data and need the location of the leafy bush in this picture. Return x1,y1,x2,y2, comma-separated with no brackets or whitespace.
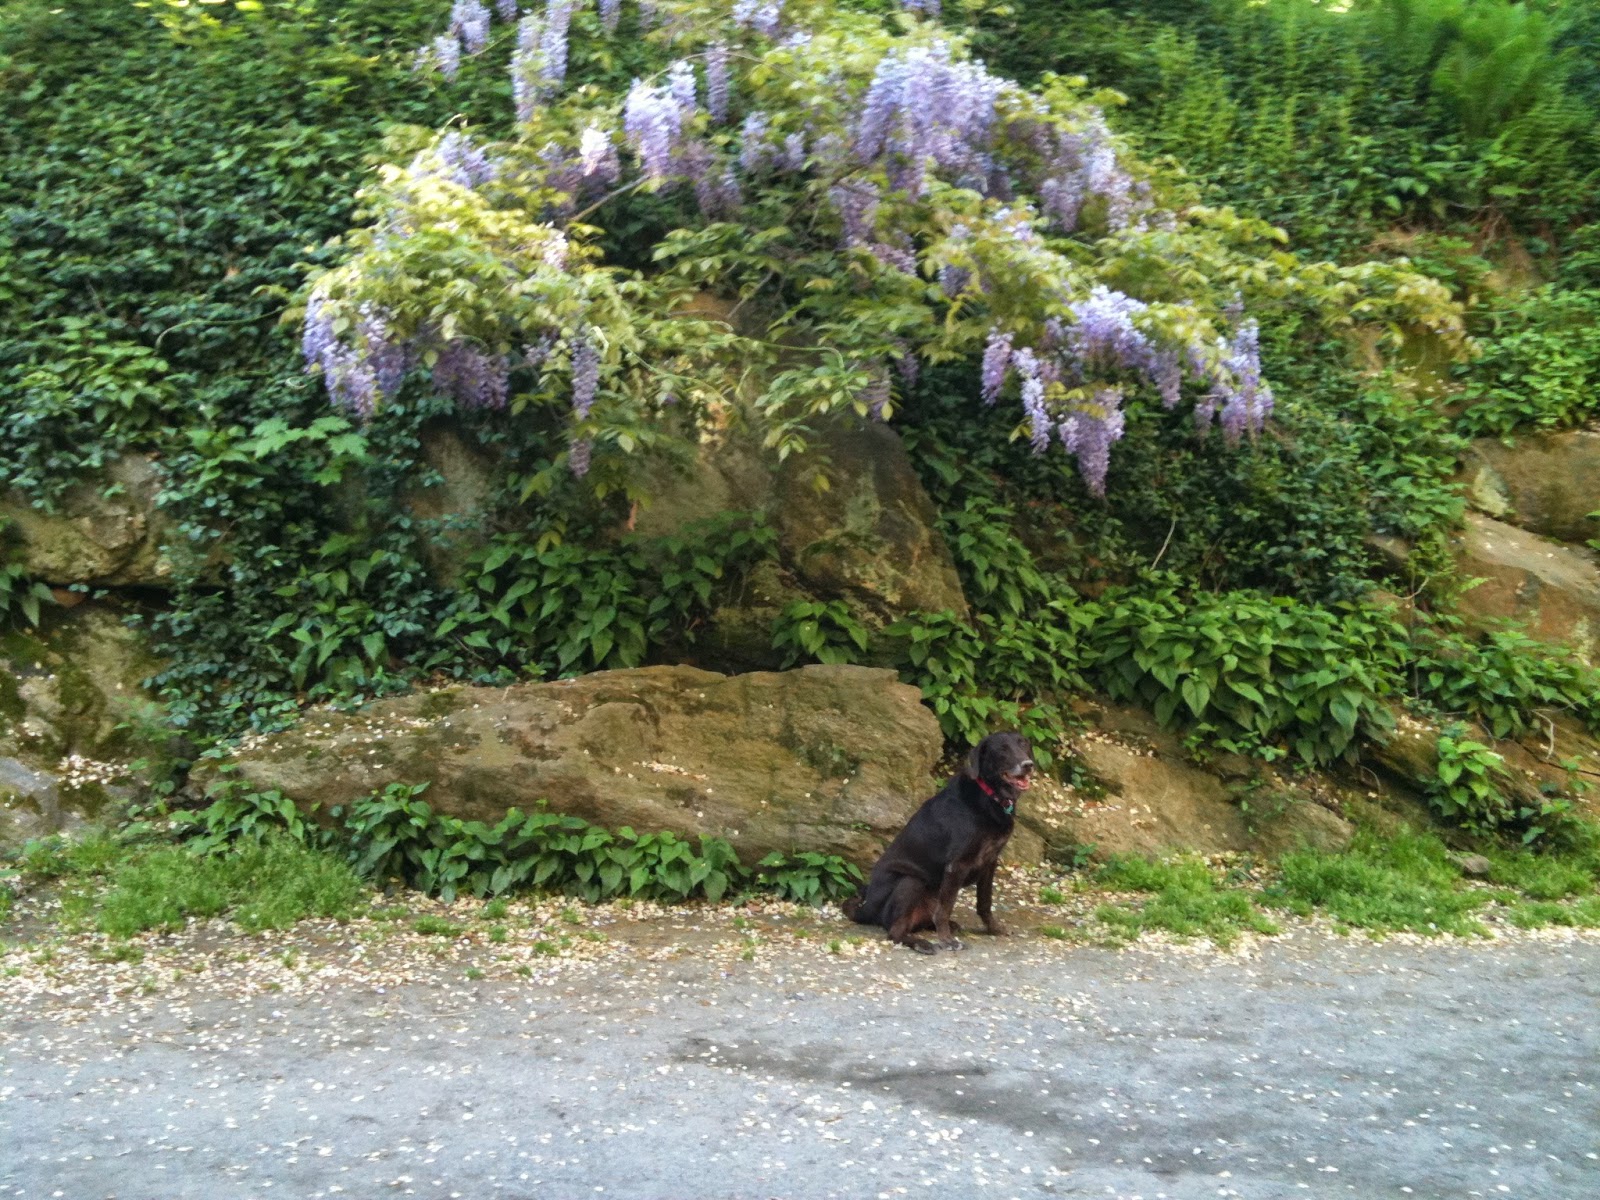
1078,583,1404,765
771,599,871,668
443,511,776,676
0,518,53,629
336,782,856,906
1271,826,1489,936
751,851,864,905
1455,287,1600,437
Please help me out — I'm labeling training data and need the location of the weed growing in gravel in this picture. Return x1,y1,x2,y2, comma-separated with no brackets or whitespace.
411,915,461,937
1092,855,1280,948
94,838,365,938
1270,828,1490,937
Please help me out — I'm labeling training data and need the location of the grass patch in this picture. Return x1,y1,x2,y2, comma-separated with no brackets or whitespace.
1503,897,1600,929
1092,855,1279,948
411,915,462,937
1271,827,1489,937
94,838,366,938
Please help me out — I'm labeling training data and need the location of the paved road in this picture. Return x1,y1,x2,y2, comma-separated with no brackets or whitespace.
3,931,1598,1200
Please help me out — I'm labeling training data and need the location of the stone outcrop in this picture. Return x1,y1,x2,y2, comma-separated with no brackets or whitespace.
1,603,164,763
1463,431,1600,546
1452,513,1600,663
1019,703,1355,862
1,455,177,587
196,664,945,866
636,418,968,628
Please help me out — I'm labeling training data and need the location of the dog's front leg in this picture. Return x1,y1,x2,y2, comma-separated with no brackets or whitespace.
933,872,965,950
976,863,1006,937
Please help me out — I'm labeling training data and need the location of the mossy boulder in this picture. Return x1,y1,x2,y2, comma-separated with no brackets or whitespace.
1463,432,1600,546
635,417,968,627
194,663,944,867
1452,513,1600,663
0,454,179,587
1020,701,1355,862
1,603,165,763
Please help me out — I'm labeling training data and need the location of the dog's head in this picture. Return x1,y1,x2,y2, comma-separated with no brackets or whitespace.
965,731,1035,801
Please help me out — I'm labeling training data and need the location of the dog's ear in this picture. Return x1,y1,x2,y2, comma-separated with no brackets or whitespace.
964,736,989,780
960,739,985,784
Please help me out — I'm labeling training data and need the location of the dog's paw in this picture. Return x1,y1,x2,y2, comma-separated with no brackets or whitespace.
939,937,965,952
910,939,938,955
984,921,1008,937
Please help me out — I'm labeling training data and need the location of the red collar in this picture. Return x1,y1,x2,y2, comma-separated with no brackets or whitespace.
974,776,1014,815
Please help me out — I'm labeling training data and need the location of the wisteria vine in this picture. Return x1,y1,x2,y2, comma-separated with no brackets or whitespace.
313,0,1460,489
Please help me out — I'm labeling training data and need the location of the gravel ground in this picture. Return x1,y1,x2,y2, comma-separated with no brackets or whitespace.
4,902,1599,1200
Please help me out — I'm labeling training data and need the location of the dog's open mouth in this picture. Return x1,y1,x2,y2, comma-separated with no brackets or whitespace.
1004,767,1034,790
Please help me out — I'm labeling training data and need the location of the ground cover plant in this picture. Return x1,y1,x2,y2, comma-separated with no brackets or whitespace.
5,0,1600,931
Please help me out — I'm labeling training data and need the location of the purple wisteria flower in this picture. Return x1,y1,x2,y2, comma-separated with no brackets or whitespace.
980,329,1013,404
705,43,731,124
667,60,698,113
902,0,941,16
779,132,807,171
1066,286,1153,374
568,437,593,477
686,142,741,218
432,341,510,410
496,0,519,20
892,341,920,388
578,125,620,183
451,0,491,56
599,0,621,33
360,305,408,401
624,77,685,179
1058,388,1125,496
738,111,771,172
436,131,498,188
570,331,601,417
541,0,574,86
862,369,891,421
853,42,1009,197
828,178,878,246
431,33,462,81
512,14,543,122
733,0,783,36
1216,319,1272,445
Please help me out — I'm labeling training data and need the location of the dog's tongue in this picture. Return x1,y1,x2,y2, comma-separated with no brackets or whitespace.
1011,774,1032,790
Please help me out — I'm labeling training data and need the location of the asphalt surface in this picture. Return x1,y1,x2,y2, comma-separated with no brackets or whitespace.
3,931,1598,1200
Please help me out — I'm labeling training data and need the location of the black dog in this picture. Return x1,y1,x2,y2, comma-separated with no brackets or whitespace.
844,732,1034,953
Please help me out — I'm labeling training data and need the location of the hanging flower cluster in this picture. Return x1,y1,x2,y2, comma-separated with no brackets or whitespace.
310,0,1461,485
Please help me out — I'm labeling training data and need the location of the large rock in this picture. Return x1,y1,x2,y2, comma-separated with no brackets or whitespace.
1019,703,1353,861
1463,432,1600,546
402,422,504,585
637,418,968,624
776,422,968,621
198,664,944,866
1453,513,1600,663
1,455,176,587
1,603,165,763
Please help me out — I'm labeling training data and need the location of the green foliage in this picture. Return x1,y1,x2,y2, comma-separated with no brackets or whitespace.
1455,287,1600,436
751,850,864,904
1080,582,1402,765
1270,826,1490,936
1425,723,1513,833
444,512,776,676
1092,853,1280,948
336,781,854,906
978,0,1599,246
1407,626,1600,738
93,838,365,938
0,521,53,629
771,599,872,667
